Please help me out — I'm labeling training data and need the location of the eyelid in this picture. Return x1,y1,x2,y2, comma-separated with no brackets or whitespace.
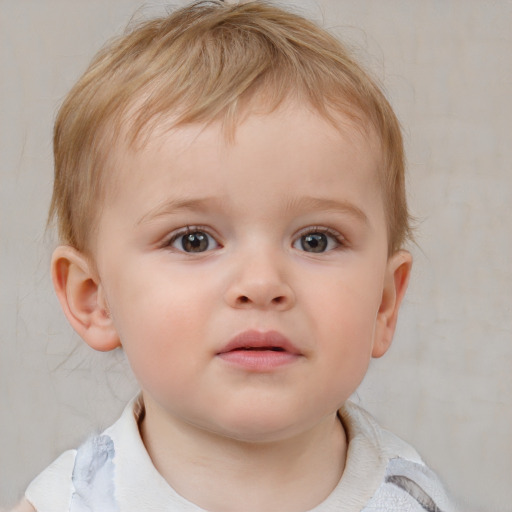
160,224,346,252
295,225,345,240
292,225,346,250
163,225,222,251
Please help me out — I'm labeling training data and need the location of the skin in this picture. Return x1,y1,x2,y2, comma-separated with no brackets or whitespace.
44,103,411,512
10,500,35,512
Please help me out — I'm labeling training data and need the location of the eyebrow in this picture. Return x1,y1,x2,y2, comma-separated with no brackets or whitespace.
136,196,221,225
283,196,369,225
137,195,369,226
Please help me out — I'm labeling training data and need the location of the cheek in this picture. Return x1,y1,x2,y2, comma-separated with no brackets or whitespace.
115,303,201,402
105,275,195,376
106,260,226,392
313,267,383,332
310,268,384,374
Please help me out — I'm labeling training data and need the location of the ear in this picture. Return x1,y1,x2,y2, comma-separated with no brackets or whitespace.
372,250,412,358
51,245,121,352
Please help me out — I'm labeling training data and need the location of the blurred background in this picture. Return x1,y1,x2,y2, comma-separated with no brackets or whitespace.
1,1,511,510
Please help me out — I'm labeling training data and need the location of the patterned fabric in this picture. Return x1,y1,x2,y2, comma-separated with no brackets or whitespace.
69,435,118,512
363,458,453,511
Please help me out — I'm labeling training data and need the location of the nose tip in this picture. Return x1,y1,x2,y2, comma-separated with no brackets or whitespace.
224,266,295,311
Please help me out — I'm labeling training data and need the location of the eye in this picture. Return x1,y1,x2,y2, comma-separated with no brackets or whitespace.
293,228,343,253
168,228,219,253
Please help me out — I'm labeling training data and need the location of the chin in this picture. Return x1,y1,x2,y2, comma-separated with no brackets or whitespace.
206,407,310,444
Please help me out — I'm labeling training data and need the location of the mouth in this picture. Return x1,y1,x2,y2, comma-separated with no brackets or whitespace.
236,346,285,351
217,330,302,371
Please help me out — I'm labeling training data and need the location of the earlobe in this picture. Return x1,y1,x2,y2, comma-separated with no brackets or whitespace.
51,246,121,352
372,250,412,358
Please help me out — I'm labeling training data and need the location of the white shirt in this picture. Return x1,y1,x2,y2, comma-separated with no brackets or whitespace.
25,397,457,511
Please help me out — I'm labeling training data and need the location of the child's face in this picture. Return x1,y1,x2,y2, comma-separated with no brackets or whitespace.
90,103,407,441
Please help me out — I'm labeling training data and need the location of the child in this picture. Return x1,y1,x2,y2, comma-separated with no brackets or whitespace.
16,1,457,510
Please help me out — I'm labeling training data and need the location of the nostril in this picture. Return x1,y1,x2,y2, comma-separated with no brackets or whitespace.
230,291,293,309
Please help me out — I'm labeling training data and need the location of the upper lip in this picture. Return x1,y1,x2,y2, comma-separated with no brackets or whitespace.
217,330,301,355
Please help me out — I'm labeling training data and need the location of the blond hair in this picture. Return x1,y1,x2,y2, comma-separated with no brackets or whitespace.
50,0,410,254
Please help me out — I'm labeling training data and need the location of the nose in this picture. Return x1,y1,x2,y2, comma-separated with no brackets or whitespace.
223,249,295,311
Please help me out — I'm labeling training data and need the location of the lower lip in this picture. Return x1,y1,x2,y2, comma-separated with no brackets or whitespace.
218,350,300,371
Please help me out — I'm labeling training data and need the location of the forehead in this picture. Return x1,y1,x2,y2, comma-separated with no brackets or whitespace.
119,99,381,175
109,104,381,201
98,103,385,233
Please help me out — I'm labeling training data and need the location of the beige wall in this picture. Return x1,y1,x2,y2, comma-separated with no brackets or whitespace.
1,1,510,510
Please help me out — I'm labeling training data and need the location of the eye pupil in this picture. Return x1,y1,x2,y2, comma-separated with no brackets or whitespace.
301,233,328,253
182,232,209,252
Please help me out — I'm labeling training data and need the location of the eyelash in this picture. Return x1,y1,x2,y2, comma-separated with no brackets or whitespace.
162,225,346,253
163,225,221,251
292,226,346,252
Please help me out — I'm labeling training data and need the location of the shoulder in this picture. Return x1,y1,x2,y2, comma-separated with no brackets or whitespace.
22,396,142,512
340,401,459,512
366,457,460,512
23,449,77,512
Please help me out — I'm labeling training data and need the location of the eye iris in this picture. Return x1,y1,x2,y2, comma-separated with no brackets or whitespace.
182,232,208,252
301,233,328,252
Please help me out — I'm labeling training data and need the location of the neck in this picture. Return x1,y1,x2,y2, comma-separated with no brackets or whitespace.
140,397,347,512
